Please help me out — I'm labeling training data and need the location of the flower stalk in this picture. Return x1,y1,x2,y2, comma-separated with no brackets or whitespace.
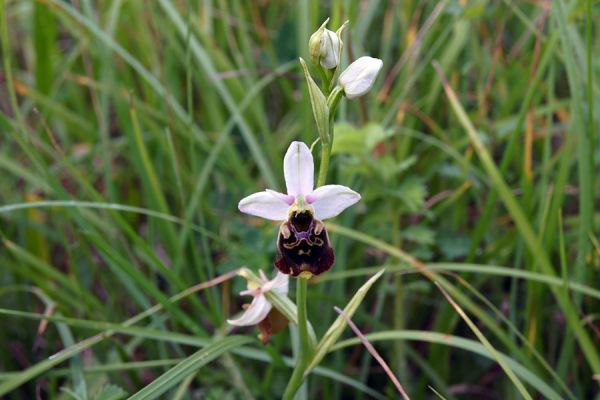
282,276,310,400
316,86,343,187
283,132,334,398
316,141,331,189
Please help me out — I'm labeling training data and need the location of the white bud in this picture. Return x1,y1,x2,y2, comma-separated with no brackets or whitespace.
309,19,342,70
339,56,383,99
319,29,340,69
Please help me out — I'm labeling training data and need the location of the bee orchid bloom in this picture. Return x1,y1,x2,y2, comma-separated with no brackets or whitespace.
239,141,361,276
227,270,289,327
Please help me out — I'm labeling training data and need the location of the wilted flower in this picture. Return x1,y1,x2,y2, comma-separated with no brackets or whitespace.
227,270,289,327
309,19,343,69
239,141,361,277
339,56,383,99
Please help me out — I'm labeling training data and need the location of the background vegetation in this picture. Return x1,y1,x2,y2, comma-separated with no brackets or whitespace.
0,0,598,398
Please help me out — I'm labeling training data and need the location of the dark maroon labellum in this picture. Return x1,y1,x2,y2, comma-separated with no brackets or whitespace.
257,307,288,344
274,210,335,277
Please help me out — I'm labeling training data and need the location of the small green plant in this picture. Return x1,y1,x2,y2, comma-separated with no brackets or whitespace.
229,19,385,398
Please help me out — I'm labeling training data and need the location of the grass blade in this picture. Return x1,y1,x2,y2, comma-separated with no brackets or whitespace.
332,331,563,400
433,60,600,375
434,282,532,399
306,269,384,373
127,336,254,400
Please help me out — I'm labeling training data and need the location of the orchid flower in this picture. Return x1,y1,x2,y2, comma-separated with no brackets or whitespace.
227,270,289,327
239,141,361,277
238,141,361,222
339,56,383,99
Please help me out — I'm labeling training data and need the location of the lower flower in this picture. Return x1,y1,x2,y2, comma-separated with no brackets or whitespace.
256,307,288,344
228,270,289,343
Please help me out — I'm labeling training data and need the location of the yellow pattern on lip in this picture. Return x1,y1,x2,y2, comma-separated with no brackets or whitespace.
298,271,313,279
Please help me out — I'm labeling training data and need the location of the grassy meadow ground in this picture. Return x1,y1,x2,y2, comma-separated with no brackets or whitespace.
1,0,599,398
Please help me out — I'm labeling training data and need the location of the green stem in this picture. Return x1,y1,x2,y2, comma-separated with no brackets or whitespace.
317,65,332,96
297,277,310,365
283,94,335,399
316,142,331,187
316,94,337,188
326,86,344,114
282,277,310,399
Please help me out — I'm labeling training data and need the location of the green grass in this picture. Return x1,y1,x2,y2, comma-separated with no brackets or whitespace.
1,0,599,398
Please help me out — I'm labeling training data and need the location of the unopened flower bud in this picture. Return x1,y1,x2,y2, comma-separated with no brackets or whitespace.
339,56,383,99
308,20,326,62
308,19,342,69
319,29,340,69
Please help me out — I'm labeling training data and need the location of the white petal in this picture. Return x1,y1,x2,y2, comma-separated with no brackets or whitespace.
283,141,314,197
238,191,290,221
307,185,361,220
239,288,260,297
258,270,269,282
265,189,294,205
227,295,272,326
320,29,340,69
339,56,383,99
263,271,289,295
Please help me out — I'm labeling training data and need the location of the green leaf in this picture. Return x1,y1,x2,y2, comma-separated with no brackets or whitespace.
95,384,127,400
331,330,563,400
128,336,254,400
435,283,532,400
331,122,364,154
33,0,56,95
305,269,384,373
435,61,600,375
299,57,330,144
388,177,427,212
402,225,435,246
463,2,486,19
437,231,470,260
331,122,391,155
